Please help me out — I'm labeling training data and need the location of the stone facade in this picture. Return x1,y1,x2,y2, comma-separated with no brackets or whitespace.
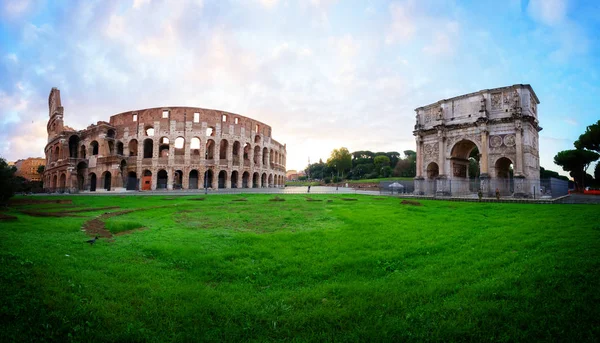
42,88,287,192
13,157,45,181
413,84,541,197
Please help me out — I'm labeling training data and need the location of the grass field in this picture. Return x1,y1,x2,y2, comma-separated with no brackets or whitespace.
1,194,599,342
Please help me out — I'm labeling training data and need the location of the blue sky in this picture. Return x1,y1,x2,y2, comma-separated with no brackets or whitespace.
1,0,599,174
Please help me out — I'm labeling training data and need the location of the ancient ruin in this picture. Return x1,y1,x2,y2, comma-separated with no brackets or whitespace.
413,84,541,197
43,88,287,192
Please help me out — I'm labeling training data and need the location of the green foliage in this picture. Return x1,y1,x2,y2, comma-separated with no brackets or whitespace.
574,119,600,152
540,167,569,181
554,149,600,189
0,157,17,204
393,151,416,177
373,155,391,172
37,165,45,175
327,148,352,177
0,195,599,342
595,163,600,182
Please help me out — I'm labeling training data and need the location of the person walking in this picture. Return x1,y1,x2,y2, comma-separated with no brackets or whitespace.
495,188,500,200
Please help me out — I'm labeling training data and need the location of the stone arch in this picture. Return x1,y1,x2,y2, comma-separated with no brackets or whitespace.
254,146,261,166
145,125,154,136
126,171,137,190
218,170,227,188
268,174,273,187
189,170,199,189
493,157,514,195
204,169,214,188
143,138,153,158
53,146,60,161
219,139,229,160
59,173,66,190
231,170,239,188
77,161,87,190
242,171,250,188
174,169,183,189
159,137,170,157
142,170,152,191
206,139,215,160
129,139,138,156
232,141,241,163
450,139,479,178
68,135,79,158
157,169,168,189
174,137,185,156
190,137,201,155
80,144,87,159
261,173,267,187
243,143,251,164
90,141,99,156
252,172,260,188
116,141,124,155
89,173,97,192
262,147,268,165
102,171,112,191
270,149,274,166
107,129,116,138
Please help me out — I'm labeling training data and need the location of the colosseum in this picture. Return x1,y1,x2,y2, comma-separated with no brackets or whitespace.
42,88,287,192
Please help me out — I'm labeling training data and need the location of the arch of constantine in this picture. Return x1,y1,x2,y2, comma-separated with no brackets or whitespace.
43,88,287,192
413,84,541,198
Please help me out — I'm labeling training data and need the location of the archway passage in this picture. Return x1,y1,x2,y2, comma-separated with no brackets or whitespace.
77,162,87,191
189,170,199,189
142,170,152,191
231,170,239,188
218,170,227,189
450,140,478,178
157,170,168,189
127,171,137,190
174,170,183,189
205,169,214,189
89,173,97,192
494,157,514,196
103,172,112,191
261,173,267,188
143,139,153,158
242,171,250,188
253,172,259,188
69,135,79,158
59,173,66,191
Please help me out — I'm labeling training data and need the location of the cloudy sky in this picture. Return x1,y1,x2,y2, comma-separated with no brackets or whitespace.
1,0,599,174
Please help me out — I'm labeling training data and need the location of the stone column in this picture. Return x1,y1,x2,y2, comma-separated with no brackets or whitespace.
437,130,445,176
479,129,490,195
415,136,423,178
515,121,524,176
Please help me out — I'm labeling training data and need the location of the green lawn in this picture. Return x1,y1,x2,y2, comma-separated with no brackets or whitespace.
1,195,599,342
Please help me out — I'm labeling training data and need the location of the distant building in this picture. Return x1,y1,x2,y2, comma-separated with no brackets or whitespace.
13,158,45,181
286,170,306,181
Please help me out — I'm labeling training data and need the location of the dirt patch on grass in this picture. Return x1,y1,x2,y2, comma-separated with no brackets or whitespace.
373,197,388,200
188,197,205,201
269,196,285,202
401,200,422,206
0,213,18,221
305,197,322,202
327,199,333,203
341,198,358,201
232,198,247,202
20,206,122,217
10,199,72,205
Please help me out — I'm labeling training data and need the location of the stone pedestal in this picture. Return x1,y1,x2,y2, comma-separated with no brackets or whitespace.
414,177,425,195
513,175,527,198
436,175,450,196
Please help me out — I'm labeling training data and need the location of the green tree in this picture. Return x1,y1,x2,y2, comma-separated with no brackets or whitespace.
373,155,391,175
595,163,600,183
554,149,599,190
327,148,352,179
0,157,17,204
574,120,600,153
37,164,45,175
539,167,569,181
351,151,374,167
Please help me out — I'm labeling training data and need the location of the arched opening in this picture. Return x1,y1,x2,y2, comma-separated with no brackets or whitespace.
232,141,240,163
242,171,250,188
254,146,261,166
77,161,87,190
80,145,86,159
190,137,201,155
243,143,251,165
450,140,478,178
102,171,112,191
189,170,199,189
159,137,169,157
494,157,514,196
174,137,185,156
90,141,99,156
59,173,66,191
206,126,215,137
261,173,267,188
253,172,259,188
262,147,268,165
129,139,138,156
89,173,97,192
231,170,239,188
53,146,60,161
107,129,116,138
116,141,124,155
219,140,228,160
218,170,227,188
145,126,154,136
254,135,261,143
120,159,127,187
52,174,57,190
127,171,137,190
174,169,183,189
142,170,152,191
69,135,79,158
143,138,153,158
108,141,115,155
204,169,214,189
157,170,168,189
270,149,274,166
426,162,439,179
206,139,215,160
268,174,273,187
